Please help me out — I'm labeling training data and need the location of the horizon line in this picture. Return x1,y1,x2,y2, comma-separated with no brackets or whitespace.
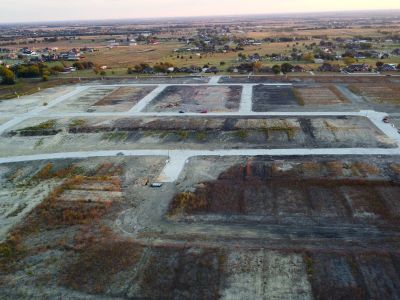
1,8,400,26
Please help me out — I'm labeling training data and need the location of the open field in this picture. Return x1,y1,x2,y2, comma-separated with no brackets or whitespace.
293,85,348,106
348,84,400,105
220,76,400,84
0,75,399,298
46,86,156,113
169,156,400,225
84,43,181,68
0,78,81,100
253,85,299,109
144,85,242,112
1,155,400,299
0,115,395,157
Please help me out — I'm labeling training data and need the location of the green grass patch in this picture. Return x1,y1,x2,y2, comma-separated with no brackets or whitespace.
101,131,128,142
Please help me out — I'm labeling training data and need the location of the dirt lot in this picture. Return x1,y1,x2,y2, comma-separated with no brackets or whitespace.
0,117,12,126
252,85,299,110
144,85,242,112
91,86,156,111
0,85,75,114
1,116,394,156
219,76,399,84
348,83,400,105
46,86,156,113
169,156,400,227
1,156,400,299
294,85,349,106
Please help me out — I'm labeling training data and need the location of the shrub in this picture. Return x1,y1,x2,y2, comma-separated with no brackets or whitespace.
0,67,15,85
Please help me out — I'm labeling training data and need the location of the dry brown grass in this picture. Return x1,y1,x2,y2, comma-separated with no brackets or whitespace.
348,84,400,105
294,85,348,106
84,43,180,68
390,164,400,175
61,235,143,294
168,192,208,216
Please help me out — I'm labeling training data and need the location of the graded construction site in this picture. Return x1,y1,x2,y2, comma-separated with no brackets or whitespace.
0,75,400,299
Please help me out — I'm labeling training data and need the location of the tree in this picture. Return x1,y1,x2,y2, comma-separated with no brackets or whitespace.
303,52,314,62
343,57,356,66
73,62,84,70
281,63,294,74
272,65,281,74
0,67,15,85
376,61,384,68
51,65,65,73
13,64,40,78
252,61,263,73
238,53,247,60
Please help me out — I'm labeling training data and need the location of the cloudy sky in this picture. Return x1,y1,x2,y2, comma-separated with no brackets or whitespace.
1,0,400,23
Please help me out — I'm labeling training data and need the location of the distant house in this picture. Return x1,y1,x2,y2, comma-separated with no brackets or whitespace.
292,65,306,72
314,59,324,64
63,67,76,73
344,64,370,73
378,64,398,72
107,40,120,47
318,63,340,72
392,48,400,56
67,53,80,61
143,67,154,74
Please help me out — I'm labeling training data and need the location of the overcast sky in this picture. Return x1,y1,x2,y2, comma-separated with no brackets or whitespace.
1,0,400,23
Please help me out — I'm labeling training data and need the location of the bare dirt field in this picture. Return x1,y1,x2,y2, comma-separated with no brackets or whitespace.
46,86,156,113
252,85,299,110
91,86,156,111
219,76,400,84
0,76,399,299
348,84,400,105
1,156,399,299
1,116,395,156
0,86,75,114
0,117,12,126
169,156,400,227
144,85,242,112
293,85,349,106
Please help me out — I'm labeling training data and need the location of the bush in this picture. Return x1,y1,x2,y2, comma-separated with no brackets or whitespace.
0,67,15,85
51,65,65,73
42,75,49,81
13,64,40,78
272,65,281,74
281,63,294,74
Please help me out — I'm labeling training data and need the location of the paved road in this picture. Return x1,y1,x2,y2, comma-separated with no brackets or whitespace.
0,147,399,182
128,84,167,113
0,82,398,184
239,84,254,113
0,86,89,135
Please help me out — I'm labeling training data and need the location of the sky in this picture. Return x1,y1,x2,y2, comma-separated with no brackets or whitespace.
1,0,400,23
